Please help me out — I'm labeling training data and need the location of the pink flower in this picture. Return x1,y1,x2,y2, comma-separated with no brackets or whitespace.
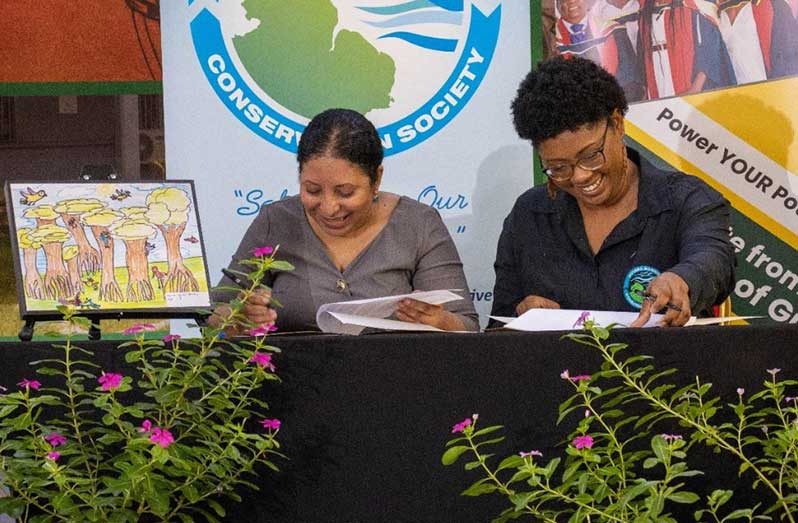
519,450,543,458
138,419,152,433
661,433,683,442
163,334,182,343
767,368,781,379
18,379,41,391
249,352,276,371
123,323,156,336
46,451,60,461
584,409,592,418
98,372,123,392
252,245,274,257
247,323,277,337
570,375,591,382
261,418,281,430
572,435,594,450
560,370,570,380
573,311,591,327
737,388,745,396
451,417,472,434
149,427,174,448
44,432,67,447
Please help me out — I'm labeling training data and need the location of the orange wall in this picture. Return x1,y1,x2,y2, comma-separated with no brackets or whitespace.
0,1,162,83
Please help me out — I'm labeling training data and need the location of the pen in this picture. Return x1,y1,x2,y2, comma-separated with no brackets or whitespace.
642,292,682,313
221,268,247,289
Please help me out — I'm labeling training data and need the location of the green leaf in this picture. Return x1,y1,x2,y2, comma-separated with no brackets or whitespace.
441,445,470,466
723,509,754,520
651,435,667,462
0,404,18,418
207,499,226,517
461,481,497,496
496,454,524,472
667,491,699,504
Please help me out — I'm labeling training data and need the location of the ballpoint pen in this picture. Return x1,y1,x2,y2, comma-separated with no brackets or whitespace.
642,292,682,313
221,268,248,289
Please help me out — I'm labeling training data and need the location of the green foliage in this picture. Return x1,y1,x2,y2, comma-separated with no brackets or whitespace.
443,319,798,522
0,249,291,521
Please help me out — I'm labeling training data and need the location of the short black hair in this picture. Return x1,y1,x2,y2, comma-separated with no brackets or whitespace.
297,108,383,184
511,56,628,145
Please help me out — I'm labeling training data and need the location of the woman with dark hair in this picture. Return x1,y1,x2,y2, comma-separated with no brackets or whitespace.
211,108,478,332
492,56,735,327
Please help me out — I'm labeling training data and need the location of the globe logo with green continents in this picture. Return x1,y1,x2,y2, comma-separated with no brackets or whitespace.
189,0,502,155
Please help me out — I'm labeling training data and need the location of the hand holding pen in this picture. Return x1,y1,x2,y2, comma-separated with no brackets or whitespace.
630,271,691,327
209,269,277,333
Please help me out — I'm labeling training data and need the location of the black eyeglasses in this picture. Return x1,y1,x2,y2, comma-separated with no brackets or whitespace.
539,120,611,182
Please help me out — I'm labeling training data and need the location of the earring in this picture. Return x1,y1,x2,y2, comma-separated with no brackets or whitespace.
372,193,380,203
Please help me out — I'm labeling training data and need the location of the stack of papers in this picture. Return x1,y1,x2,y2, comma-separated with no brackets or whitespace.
491,309,761,331
316,290,464,335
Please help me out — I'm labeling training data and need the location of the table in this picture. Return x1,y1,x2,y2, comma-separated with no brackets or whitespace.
2,324,797,521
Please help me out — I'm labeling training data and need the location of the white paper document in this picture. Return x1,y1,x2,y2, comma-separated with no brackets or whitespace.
491,309,761,332
316,290,463,335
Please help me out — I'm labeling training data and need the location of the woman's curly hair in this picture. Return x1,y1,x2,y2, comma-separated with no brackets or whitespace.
511,56,628,145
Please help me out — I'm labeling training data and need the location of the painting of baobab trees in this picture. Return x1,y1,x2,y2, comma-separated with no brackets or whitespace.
5,181,211,317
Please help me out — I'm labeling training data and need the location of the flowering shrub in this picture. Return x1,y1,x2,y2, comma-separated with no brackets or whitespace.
443,317,798,522
0,247,292,522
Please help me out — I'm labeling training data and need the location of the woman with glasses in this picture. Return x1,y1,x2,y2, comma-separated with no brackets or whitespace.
491,56,735,327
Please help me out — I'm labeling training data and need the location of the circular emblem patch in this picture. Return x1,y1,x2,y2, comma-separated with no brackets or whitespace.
623,265,661,309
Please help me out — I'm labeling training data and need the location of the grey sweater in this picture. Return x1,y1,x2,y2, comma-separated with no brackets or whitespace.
214,195,479,332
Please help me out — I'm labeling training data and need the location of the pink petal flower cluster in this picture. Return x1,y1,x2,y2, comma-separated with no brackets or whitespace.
247,323,277,337
252,245,275,257
572,435,594,450
46,451,61,461
123,323,157,336
519,450,543,458
661,433,683,442
44,432,67,447
250,351,276,371
18,379,41,391
573,311,591,328
98,372,123,392
261,418,281,430
137,419,174,448
150,427,174,448
451,417,472,434
559,370,590,382
163,334,182,343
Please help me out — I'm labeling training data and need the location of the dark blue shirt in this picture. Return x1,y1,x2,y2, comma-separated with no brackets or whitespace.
490,150,735,321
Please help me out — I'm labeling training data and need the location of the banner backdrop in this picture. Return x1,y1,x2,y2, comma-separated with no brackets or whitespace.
539,0,798,324
626,78,798,323
161,0,533,325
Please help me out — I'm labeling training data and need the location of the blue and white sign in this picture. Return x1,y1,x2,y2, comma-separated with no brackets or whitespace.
189,1,500,155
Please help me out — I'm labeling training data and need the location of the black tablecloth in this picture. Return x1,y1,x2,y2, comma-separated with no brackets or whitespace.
2,324,797,522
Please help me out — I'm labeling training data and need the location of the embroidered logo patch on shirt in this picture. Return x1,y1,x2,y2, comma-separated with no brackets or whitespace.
623,265,661,309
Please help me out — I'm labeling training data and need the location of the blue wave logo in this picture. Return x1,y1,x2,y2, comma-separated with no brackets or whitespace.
358,0,465,52
187,0,502,156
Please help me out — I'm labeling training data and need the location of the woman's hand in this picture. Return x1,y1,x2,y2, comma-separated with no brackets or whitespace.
515,295,560,316
395,298,465,331
630,272,691,327
208,287,277,336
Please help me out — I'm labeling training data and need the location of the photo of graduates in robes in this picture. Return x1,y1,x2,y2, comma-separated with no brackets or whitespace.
541,0,798,102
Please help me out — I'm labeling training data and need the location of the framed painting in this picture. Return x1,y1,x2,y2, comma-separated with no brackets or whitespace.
4,180,212,320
